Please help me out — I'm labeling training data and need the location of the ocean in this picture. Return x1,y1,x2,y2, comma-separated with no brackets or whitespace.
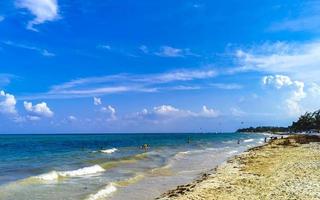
0,133,267,200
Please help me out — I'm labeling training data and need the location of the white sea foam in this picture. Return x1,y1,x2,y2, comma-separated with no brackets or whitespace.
178,150,192,155
172,148,220,161
36,171,60,181
59,165,105,177
222,140,234,144
173,150,203,159
35,165,105,181
100,148,118,154
86,183,117,200
227,150,238,155
205,147,219,151
243,139,254,143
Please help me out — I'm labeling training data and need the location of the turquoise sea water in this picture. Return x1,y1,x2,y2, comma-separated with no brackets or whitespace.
0,133,267,200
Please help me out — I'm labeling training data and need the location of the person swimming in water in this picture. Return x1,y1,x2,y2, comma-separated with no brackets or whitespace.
140,144,149,152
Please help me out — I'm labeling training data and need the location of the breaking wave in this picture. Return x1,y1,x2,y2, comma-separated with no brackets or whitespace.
227,150,239,154
35,165,105,181
100,148,118,154
243,139,254,143
86,183,117,200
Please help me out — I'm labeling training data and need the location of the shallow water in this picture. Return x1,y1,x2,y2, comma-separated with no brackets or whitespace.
0,133,267,200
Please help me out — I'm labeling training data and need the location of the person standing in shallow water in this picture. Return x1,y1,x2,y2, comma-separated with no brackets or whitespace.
237,139,240,144
141,144,149,152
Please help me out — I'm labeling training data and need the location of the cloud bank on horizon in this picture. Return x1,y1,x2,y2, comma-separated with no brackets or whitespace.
0,0,320,133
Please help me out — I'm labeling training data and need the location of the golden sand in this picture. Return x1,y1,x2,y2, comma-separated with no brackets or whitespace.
158,135,320,200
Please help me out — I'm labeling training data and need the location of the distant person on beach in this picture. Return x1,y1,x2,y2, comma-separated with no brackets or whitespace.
187,137,191,144
270,136,278,140
264,137,267,143
237,139,240,144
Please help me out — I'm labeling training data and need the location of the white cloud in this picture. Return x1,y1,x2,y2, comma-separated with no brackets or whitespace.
155,46,184,57
107,105,116,119
153,105,181,115
230,107,246,117
56,86,131,96
24,101,54,118
98,44,111,50
50,75,128,91
199,105,219,118
308,83,320,97
211,83,243,90
56,70,215,88
261,74,320,116
270,16,320,32
147,70,215,84
0,91,18,115
0,74,16,87
236,41,320,81
16,0,59,31
97,45,140,57
93,97,102,105
269,2,320,32
2,41,55,57
193,4,204,8
68,115,77,122
262,75,293,89
133,105,219,122
155,46,197,57
27,115,41,121
139,45,149,54
235,40,320,116
23,69,216,99
286,81,306,116
42,49,55,57
164,85,201,91
101,105,116,120
303,83,320,112
262,75,306,116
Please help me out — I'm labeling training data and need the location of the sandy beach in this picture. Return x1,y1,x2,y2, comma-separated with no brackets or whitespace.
158,135,320,200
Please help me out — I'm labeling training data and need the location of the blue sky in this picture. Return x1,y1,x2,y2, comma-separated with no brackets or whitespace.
1,0,320,133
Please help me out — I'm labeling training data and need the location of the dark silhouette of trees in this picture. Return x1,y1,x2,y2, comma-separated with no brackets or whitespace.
290,110,320,132
237,109,320,133
237,126,288,133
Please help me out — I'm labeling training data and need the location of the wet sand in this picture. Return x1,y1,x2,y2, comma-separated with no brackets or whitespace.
158,135,320,200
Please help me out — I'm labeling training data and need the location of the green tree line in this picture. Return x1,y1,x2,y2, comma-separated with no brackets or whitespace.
290,110,320,132
237,109,320,133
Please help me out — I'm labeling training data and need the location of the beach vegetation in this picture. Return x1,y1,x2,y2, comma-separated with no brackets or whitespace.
237,109,320,133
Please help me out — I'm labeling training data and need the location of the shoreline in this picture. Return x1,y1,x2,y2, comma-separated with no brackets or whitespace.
158,135,320,200
0,133,266,200
109,135,264,200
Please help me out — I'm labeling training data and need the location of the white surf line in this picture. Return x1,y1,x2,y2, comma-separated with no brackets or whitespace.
85,183,117,200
